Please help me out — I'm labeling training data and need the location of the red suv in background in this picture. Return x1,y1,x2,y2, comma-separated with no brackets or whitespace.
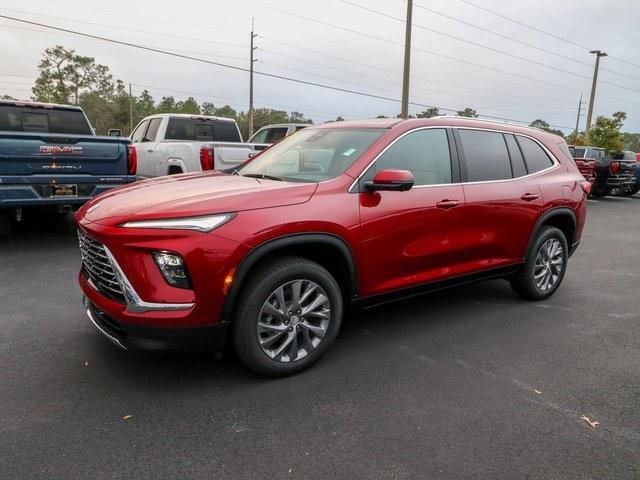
76,117,588,376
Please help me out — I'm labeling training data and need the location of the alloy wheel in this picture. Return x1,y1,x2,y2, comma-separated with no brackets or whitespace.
533,238,564,292
257,279,331,363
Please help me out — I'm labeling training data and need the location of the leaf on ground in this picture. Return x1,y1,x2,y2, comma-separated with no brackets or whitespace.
123,414,133,420
580,415,599,428
533,389,542,394
84,361,89,367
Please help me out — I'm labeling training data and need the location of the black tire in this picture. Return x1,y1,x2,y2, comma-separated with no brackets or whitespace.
510,226,568,301
622,186,639,197
232,256,343,377
590,187,606,198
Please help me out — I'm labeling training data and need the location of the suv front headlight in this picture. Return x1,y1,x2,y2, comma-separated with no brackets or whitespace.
120,213,235,232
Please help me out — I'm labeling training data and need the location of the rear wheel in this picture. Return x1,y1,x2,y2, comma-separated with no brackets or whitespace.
232,256,343,376
622,186,639,197
511,226,568,300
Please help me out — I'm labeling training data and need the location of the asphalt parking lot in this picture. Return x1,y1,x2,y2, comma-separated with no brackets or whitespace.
2,196,640,479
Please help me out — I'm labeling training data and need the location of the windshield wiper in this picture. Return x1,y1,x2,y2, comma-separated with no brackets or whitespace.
241,173,285,181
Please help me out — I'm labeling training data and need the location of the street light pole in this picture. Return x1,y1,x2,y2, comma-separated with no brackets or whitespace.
400,0,413,119
585,50,607,138
574,92,583,136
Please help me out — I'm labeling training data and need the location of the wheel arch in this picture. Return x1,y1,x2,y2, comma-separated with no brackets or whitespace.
526,208,576,258
222,233,358,324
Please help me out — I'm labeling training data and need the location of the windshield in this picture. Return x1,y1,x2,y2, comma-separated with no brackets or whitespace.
238,128,384,182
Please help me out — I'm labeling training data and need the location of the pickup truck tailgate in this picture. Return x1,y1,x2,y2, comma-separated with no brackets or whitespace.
0,132,126,176
574,158,596,180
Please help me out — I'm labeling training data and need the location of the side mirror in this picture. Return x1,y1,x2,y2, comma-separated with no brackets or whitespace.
108,128,122,137
365,169,414,192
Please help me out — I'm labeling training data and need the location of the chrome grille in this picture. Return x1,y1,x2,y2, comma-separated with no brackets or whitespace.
77,230,126,304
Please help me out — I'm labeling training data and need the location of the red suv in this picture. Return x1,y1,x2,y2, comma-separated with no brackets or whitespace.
76,117,588,376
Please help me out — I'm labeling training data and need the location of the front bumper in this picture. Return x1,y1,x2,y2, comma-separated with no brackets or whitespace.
84,298,228,352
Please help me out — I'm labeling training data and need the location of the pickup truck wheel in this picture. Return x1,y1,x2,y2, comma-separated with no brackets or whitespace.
621,186,639,197
511,226,568,301
232,256,343,377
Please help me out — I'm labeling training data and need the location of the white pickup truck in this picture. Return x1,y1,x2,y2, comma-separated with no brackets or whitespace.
130,114,269,178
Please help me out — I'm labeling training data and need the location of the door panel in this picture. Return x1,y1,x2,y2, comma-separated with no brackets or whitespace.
358,185,466,296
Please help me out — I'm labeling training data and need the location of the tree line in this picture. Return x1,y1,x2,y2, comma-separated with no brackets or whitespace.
2,45,636,152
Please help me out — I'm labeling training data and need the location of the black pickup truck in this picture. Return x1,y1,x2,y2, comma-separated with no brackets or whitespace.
0,100,136,220
571,145,636,197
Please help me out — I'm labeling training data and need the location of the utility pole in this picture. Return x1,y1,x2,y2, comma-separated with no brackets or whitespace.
400,0,413,119
585,50,607,137
249,18,258,138
128,82,133,135
574,92,584,136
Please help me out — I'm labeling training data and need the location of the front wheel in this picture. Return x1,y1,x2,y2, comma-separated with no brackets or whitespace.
511,226,568,300
232,256,343,377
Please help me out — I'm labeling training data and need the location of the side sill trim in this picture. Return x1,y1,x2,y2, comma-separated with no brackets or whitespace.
351,264,521,310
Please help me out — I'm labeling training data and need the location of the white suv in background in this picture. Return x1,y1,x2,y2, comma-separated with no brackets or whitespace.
248,123,309,144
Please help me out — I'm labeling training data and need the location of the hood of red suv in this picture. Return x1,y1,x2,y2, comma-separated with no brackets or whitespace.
80,171,317,226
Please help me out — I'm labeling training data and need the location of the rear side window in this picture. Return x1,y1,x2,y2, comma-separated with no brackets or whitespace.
165,117,241,142
516,136,553,173
458,129,512,182
0,105,92,134
504,134,527,177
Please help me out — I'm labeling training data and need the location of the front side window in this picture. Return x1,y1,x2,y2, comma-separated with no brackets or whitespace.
458,129,512,182
251,127,288,144
516,136,553,173
130,120,149,143
238,128,383,183
365,129,452,186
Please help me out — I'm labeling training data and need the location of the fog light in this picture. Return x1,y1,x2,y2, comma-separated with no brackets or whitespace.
153,252,191,289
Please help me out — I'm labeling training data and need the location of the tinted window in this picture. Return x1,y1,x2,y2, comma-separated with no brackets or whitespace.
251,127,288,144
130,120,149,143
143,118,162,142
367,129,452,186
504,134,527,177
0,105,92,134
165,117,240,142
558,142,576,163
214,121,241,142
572,147,586,158
295,125,308,131
516,136,553,173
458,129,511,182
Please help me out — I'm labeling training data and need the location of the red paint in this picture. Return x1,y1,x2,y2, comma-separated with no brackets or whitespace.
76,117,587,336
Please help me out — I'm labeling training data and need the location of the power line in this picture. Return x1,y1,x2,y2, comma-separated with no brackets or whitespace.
241,0,586,93
0,13,573,129
341,0,640,93
458,0,640,70
412,1,640,82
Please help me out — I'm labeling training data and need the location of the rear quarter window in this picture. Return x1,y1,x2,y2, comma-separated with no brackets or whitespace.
516,136,554,173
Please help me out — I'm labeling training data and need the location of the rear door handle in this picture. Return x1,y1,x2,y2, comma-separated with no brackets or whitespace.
521,193,539,201
147,149,154,152
436,199,460,209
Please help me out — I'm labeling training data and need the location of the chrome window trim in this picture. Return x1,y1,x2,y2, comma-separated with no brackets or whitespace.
101,245,195,313
348,125,561,192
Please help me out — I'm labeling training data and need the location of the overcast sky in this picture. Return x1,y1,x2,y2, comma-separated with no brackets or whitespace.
1,0,638,132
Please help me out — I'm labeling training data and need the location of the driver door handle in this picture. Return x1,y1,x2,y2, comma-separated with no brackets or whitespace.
147,148,154,152
521,193,539,201
436,199,460,209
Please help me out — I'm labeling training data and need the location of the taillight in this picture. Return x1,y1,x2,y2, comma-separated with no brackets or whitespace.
127,145,137,175
580,180,592,195
200,146,214,171
610,161,620,174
